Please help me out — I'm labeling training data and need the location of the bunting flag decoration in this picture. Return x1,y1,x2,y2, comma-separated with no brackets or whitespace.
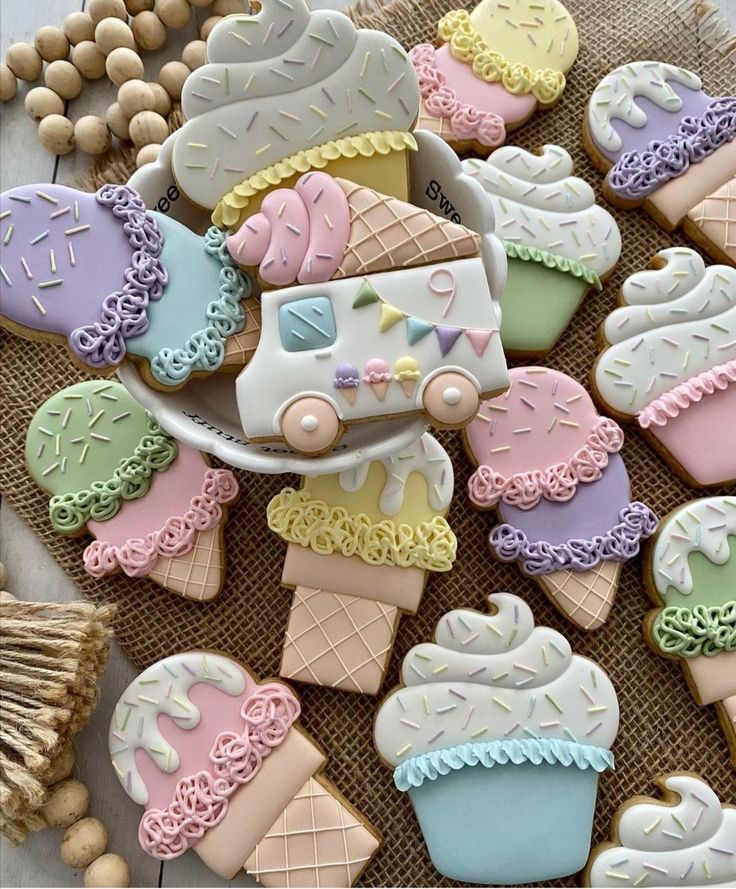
379,303,406,332
406,316,435,345
435,326,463,357
465,328,494,357
352,279,381,308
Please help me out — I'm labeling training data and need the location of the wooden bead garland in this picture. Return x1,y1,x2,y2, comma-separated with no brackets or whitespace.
128,109,169,148
1,64,18,102
64,12,97,46
117,78,155,116
38,115,75,155
136,142,162,168
105,47,144,85
200,15,222,40
25,87,65,122
75,116,113,155
43,779,90,828
181,39,206,70
6,43,43,82
94,18,137,55
105,102,132,140
71,42,108,81
61,817,109,868
132,10,167,51
156,0,192,30
84,855,131,889
34,27,71,64
147,81,171,117
44,60,83,100
88,0,128,25
158,60,189,101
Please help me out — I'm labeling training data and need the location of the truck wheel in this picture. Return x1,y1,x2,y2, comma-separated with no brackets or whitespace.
422,371,480,428
280,397,342,455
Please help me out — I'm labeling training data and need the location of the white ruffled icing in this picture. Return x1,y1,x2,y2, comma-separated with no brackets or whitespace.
374,593,619,766
589,775,736,886
463,146,621,277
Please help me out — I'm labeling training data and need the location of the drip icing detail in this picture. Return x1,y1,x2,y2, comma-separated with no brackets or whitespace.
637,360,736,428
652,602,736,657
503,241,601,288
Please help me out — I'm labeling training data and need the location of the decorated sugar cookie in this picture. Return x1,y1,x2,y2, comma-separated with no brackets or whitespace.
110,651,381,884
26,381,239,601
464,367,657,630
408,0,579,154
584,61,736,264
374,592,619,884
644,497,736,765
585,774,735,886
171,1,421,228
463,146,621,356
592,247,736,488
0,184,254,389
267,433,455,694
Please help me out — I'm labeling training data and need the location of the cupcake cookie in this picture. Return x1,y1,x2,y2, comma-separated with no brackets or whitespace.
592,247,736,488
374,592,619,884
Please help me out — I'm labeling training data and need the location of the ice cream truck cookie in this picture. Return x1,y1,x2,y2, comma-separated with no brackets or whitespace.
110,651,381,885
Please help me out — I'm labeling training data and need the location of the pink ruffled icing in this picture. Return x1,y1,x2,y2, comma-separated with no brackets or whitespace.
139,686,300,860
637,360,736,428
83,468,238,578
410,44,506,147
468,417,624,510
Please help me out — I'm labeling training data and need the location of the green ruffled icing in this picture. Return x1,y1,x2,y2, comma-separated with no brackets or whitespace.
49,415,177,534
393,739,614,792
652,602,736,658
503,241,602,290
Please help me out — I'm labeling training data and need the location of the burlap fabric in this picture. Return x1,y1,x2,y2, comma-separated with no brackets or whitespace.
1,0,734,884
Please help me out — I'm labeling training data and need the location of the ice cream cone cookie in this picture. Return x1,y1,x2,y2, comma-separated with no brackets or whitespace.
408,0,578,155
267,433,456,695
592,247,736,488
463,146,621,357
0,184,253,390
464,367,656,630
374,592,619,884
170,1,421,230
585,773,736,886
25,381,239,602
394,356,421,398
644,497,736,765
110,651,381,884
584,61,736,262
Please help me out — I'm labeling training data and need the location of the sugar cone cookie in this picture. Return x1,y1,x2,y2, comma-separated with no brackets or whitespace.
221,294,262,370
146,528,224,603
537,560,621,632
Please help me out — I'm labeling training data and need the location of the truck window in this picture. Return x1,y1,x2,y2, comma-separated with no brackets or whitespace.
279,296,337,352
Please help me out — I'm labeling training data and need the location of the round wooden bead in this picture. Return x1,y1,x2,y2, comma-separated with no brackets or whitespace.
128,110,168,148
44,60,83,100
95,19,136,55
84,854,131,889
182,40,206,71
38,115,76,155
106,47,144,85
131,11,166,51
72,42,107,80
158,60,189,101
136,143,161,168
0,64,17,102
75,116,112,155
155,0,191,30
35,27,71,63
25,87,65,122
6,43,43,82
105,102,131,139
64,12,96,46
117,79,155,116
45,744,75,786
125,0,154,13
42,779,89,827
89,0,128,24
212,0,245,14
60,817,108,869
147,81,171,117
199,15,222,40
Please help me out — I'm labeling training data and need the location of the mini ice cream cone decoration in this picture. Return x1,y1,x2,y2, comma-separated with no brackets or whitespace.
267,433,456,694
333,363,360,405
644,497,736,766
464,367,658,631
25,381,239,602
109,651,381,885
394,357,421,398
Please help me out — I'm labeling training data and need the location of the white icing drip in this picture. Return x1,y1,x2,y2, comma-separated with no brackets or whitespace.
651,496,736,597
589,775,736,887
108,652,247,806
463,146,621,277
587,61,702,153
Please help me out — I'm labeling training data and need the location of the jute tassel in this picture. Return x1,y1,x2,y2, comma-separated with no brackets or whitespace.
0,585,114,845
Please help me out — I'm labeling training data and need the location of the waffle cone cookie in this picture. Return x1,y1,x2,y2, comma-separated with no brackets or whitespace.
592,248,736,488
644,497,736,766
109,652,380,884
464,368,658,631
268,434,456,694
584,61,736,263
25,381,239,602
221,294,262,370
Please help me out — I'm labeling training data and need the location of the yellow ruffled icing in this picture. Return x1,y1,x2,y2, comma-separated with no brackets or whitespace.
438,10,566,104
212,131,417,229
267,487,456,572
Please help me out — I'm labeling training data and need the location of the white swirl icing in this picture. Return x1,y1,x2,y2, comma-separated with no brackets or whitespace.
374,593,619,765
651,496,736,598
589,775,736,886
463,146,621,277
172,0,420,210
337,432,453,516
587,61,702,153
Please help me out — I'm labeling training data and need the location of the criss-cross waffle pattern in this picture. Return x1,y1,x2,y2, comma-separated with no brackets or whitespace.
538,560,621,632
336,180,481,278
416,101,460,141
281,588,399,694
222,294,262,368
687,176,736,263
147,528,224,602
244,775,380,887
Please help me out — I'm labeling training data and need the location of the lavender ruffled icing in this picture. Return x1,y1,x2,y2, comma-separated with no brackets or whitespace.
608,97,736,200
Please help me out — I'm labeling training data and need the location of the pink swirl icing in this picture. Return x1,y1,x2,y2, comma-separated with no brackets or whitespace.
468,417,624,509
139,686,300,860
83,468,239,578
410,44,506,147
637,360,736,428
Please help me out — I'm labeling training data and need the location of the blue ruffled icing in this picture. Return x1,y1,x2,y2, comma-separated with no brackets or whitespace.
393,738,614,792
